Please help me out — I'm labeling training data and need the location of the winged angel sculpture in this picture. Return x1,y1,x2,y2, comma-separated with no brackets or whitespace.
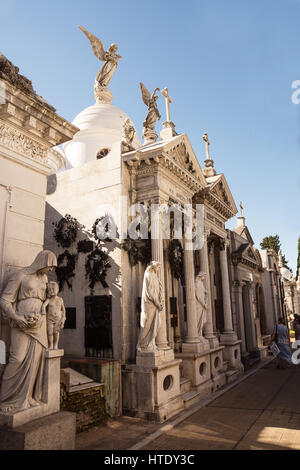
140,83,161,138
79,26,122,103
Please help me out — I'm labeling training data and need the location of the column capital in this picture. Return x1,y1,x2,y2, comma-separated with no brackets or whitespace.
219,238,230,251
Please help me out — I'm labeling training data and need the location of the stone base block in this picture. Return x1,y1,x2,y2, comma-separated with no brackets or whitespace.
211,372,226,391
176,351,211,387
209,346,225,378
0,411,76,450
220,340,244,373
258,346,269,359
136,348,174,367
122,357,183,423
182,339,210,354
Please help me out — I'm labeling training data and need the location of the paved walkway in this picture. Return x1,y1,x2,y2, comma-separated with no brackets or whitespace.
76,359,300,451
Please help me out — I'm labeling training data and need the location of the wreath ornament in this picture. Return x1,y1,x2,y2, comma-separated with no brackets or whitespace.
92,215,115,243
85,247,111,292
53,214,80,248
168,239,184,282
56,250,77,291
122,237,151,267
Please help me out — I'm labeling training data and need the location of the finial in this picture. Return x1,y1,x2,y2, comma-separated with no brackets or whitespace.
202,132,216,177
239,201,244,218
160,87,177,140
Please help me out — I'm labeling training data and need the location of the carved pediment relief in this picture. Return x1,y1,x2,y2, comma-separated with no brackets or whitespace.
211,181,230,206
246,247,257,261
166,142,197,175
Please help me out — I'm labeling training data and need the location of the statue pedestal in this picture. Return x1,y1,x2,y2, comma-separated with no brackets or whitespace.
160,121,177,140
94,83,113,104
122,348,184,422
136,348,174,367
0,349,76,449
143,129,158,145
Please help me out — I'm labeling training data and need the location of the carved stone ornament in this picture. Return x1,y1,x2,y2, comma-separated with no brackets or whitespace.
0,124,47,162
121,118,136,152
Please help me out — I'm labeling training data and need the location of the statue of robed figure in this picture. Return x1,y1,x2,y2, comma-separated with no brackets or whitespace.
79,25,122,103
137,261,163,352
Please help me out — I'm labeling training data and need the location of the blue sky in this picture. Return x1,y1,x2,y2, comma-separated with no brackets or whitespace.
1,0,299,272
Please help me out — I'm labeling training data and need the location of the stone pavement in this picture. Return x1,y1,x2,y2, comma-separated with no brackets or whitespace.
76,359,300,451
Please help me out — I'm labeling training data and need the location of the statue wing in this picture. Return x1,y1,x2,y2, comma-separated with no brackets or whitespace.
79,26,106,61
140,82,151,107
151,88,160,100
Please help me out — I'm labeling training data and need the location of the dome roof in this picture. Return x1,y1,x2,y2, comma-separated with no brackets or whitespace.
72,103,131,132
63,102,141,168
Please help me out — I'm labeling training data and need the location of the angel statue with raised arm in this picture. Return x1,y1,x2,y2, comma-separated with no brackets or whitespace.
79,26,122,103
140,83,161,142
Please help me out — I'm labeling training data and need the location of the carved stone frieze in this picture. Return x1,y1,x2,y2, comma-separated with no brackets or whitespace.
0,124,47,162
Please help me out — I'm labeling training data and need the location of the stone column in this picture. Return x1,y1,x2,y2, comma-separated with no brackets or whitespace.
249,282,261,348
233,280,246,353
200,230,219,348
219,239,237,343
151,203,169,350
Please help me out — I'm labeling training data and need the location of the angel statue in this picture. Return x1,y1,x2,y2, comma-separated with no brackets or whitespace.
79,26,122,103
140,83,161,141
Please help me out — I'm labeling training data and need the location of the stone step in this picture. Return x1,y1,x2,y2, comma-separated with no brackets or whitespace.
61,367,102,392
182,389,202,409
180,377,192,394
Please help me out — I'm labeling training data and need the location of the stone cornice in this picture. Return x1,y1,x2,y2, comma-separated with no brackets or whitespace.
124,151,203,194
0,78,79,147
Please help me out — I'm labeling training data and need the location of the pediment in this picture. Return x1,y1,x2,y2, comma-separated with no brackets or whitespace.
233,224,254,245
164,134,207,187
206,174,238,217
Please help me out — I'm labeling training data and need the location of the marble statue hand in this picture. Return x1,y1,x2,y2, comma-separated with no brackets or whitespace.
12,313,28,329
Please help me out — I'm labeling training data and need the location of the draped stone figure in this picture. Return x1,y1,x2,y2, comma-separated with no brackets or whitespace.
0,250,57,412
140,83,161,142
195,272,208,337
79,26,122,103
137,261,163,352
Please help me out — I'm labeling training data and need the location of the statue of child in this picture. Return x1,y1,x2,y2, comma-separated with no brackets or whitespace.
42,281,66,350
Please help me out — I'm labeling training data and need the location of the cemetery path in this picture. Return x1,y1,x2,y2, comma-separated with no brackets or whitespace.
76,358,300,450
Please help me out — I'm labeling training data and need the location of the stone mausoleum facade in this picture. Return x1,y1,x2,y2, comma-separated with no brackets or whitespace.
0,45,285,429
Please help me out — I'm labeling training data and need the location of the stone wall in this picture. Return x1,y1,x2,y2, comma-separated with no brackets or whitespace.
60,383,107,432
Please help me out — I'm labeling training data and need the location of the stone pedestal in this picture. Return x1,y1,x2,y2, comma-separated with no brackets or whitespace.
160,121,177,140
0,411,76,450
0,349,76,449
0,349,64,428
122,350,183,422
143,129,158,145
220,339,244,374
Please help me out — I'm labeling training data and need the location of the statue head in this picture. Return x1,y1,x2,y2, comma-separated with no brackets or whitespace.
25,250,57,275
47,281,59,297
108,44,118,53
148,261,161,274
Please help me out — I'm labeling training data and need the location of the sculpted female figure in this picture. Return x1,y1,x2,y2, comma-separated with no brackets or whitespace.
0,250,57,412
195,272,208,337
137,261,163,352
